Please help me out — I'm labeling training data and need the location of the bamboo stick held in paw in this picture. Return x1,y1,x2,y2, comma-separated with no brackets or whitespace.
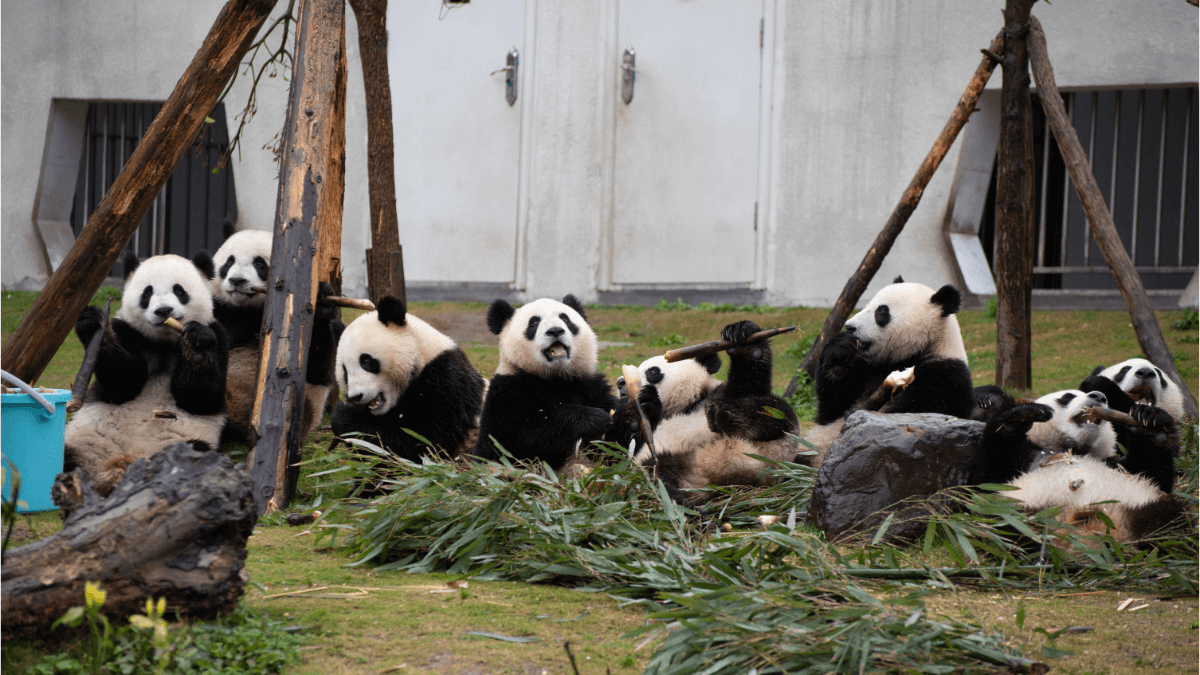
67,298,113,414
1080,405,1139,428
621,365,659,466
663,326,798,363
163,317,186,333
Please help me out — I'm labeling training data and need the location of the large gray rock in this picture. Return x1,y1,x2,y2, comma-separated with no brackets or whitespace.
807,411,985,542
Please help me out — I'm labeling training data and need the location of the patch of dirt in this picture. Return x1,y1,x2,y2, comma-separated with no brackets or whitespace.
423,312,497,345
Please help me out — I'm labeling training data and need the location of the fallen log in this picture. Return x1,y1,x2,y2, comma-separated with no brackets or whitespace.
1,443,256,639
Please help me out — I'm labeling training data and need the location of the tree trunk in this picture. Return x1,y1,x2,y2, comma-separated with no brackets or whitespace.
246,0,346,514
1027,15,1197,414
0,0,277,387
794,28,1006,383
349,0,406,305
993,0,1037,391
1,444,256,639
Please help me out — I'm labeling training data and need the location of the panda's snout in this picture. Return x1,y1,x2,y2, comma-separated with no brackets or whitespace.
1135,366,1155,381
228,276,248,288
1086,391,1107,405
545,326,565,338
153,306,175,319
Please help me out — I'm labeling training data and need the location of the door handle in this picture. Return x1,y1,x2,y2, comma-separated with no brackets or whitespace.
489,47,520,106
621,46,636,105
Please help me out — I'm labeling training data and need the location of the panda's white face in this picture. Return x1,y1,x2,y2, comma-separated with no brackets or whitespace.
1100,358,1184,420
623,355,720,417
495,297,597,378
336,302,456,416
1027,389,1117,458
116,254,214,340
211,230,272,307
843,280,966,362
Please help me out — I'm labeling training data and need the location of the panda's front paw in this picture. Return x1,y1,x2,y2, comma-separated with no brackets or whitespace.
579,406,614,437
990,402,1053,435
820,331,863,370
1129,403,1174,431
74,306,106,345
182,321,218,360
637,384,663,423
720,320,763,344
315,281,337,321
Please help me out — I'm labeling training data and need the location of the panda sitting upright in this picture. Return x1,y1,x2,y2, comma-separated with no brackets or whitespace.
199,224,342,446
613,321,803,505
472,295,615,471
806,277,974,467
65,252,230,495
331,296,486,463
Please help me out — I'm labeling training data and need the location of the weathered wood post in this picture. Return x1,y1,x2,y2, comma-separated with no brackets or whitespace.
349,0,406,305
1027,15,1197,414
246,0,346,514
993,0,1037,391
0,0,277,386
794,28,1006,383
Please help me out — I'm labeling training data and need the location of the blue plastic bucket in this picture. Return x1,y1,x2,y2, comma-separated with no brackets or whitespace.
2,388,70,513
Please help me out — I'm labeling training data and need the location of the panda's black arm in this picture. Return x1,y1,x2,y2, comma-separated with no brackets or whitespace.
306,316,343,387
331,402,432,462
1108,403,1178,493
880,358,974,419
814,331,885,424
719,321,775,398
605,385,664,449
82,316,150,405
212,301,265,349
969,402,1053,485
1078,373,1136,413
171,321,230,416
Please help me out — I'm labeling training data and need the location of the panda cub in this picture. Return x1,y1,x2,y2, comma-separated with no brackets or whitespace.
472,295,615,470
331,296,486,462
1082,357,1187,422
613,321,802,505
65,252,230,495
806,277,973,467
199,225,341,446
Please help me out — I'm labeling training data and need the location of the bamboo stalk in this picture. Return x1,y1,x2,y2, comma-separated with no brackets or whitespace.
67,298,113,413
620,366,658,465
664,326,797,363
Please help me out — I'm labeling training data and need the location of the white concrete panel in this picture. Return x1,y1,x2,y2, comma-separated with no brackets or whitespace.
387,0,526,284
609,0,762,286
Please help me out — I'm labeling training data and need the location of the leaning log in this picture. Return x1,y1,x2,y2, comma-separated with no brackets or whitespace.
0,0,277,387
1027,16,1198,415
1,444,257,639
794,28,1008,384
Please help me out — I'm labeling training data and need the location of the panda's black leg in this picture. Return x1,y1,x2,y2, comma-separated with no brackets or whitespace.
971,402,1053,485
86,318,150,404
172,321,230,416
1112,403,1178,493
720,321,775,399
706,393,797,441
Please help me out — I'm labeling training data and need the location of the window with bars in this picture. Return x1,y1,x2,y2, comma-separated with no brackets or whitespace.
979,87,1198,292
70,102,238,273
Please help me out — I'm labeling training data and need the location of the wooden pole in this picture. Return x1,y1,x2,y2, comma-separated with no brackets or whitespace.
246,0,346,514
0,0,277,386
993,0,1037,391
1027,15,1198,415
349,0,406,305
795,28,1006,381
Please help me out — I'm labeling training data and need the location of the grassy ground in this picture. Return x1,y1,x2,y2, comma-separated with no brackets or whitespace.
2,290,1197,674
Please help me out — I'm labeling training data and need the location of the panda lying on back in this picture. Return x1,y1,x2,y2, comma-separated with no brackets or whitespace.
613,321,802,505
1081,357,1187,423
806,277,974,467
65,252,230,495
472,295,615,471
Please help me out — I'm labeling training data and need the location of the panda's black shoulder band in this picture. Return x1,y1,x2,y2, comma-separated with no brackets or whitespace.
487,299,515,335
376,296,407,326
562,294,586,321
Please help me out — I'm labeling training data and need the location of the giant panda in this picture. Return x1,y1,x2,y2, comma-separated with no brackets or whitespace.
64,251,230,495
973,388,1184,544
806,277,973,467
200,224,342,446
614,321,803,505
471,295,615,471
1081,357,1187,423
331,296,486,464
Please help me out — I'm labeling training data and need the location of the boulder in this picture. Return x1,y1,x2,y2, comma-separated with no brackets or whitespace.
807,411,985,542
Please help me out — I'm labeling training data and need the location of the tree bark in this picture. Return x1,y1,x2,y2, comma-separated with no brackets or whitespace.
0,0,277,386
349,0,406,305
993,0,1037,391
1027,15,1197,414
795,28,1006,382
1,444,256,639
246,0,346,514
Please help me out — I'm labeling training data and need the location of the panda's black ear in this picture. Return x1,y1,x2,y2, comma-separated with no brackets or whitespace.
121,250,140,280
893,275,905,284
930,284,961,317
561,294,587,321
697,352,722,374
376,296,407,327
223,219,237,241
1089,365,1105,377
487,299,515,335
192,251,215,280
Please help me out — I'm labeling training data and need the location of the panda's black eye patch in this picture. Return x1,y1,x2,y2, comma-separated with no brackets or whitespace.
342,364,348,385
1154,368,1166,389
252,256,269,281
359,354,381,374
140,286,153,309
560,313,580,336
874,305,890,328
173,284,190,304
1112,365,1131,384
524,316,541,341
1056,392,1077,406
219,256,235,279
